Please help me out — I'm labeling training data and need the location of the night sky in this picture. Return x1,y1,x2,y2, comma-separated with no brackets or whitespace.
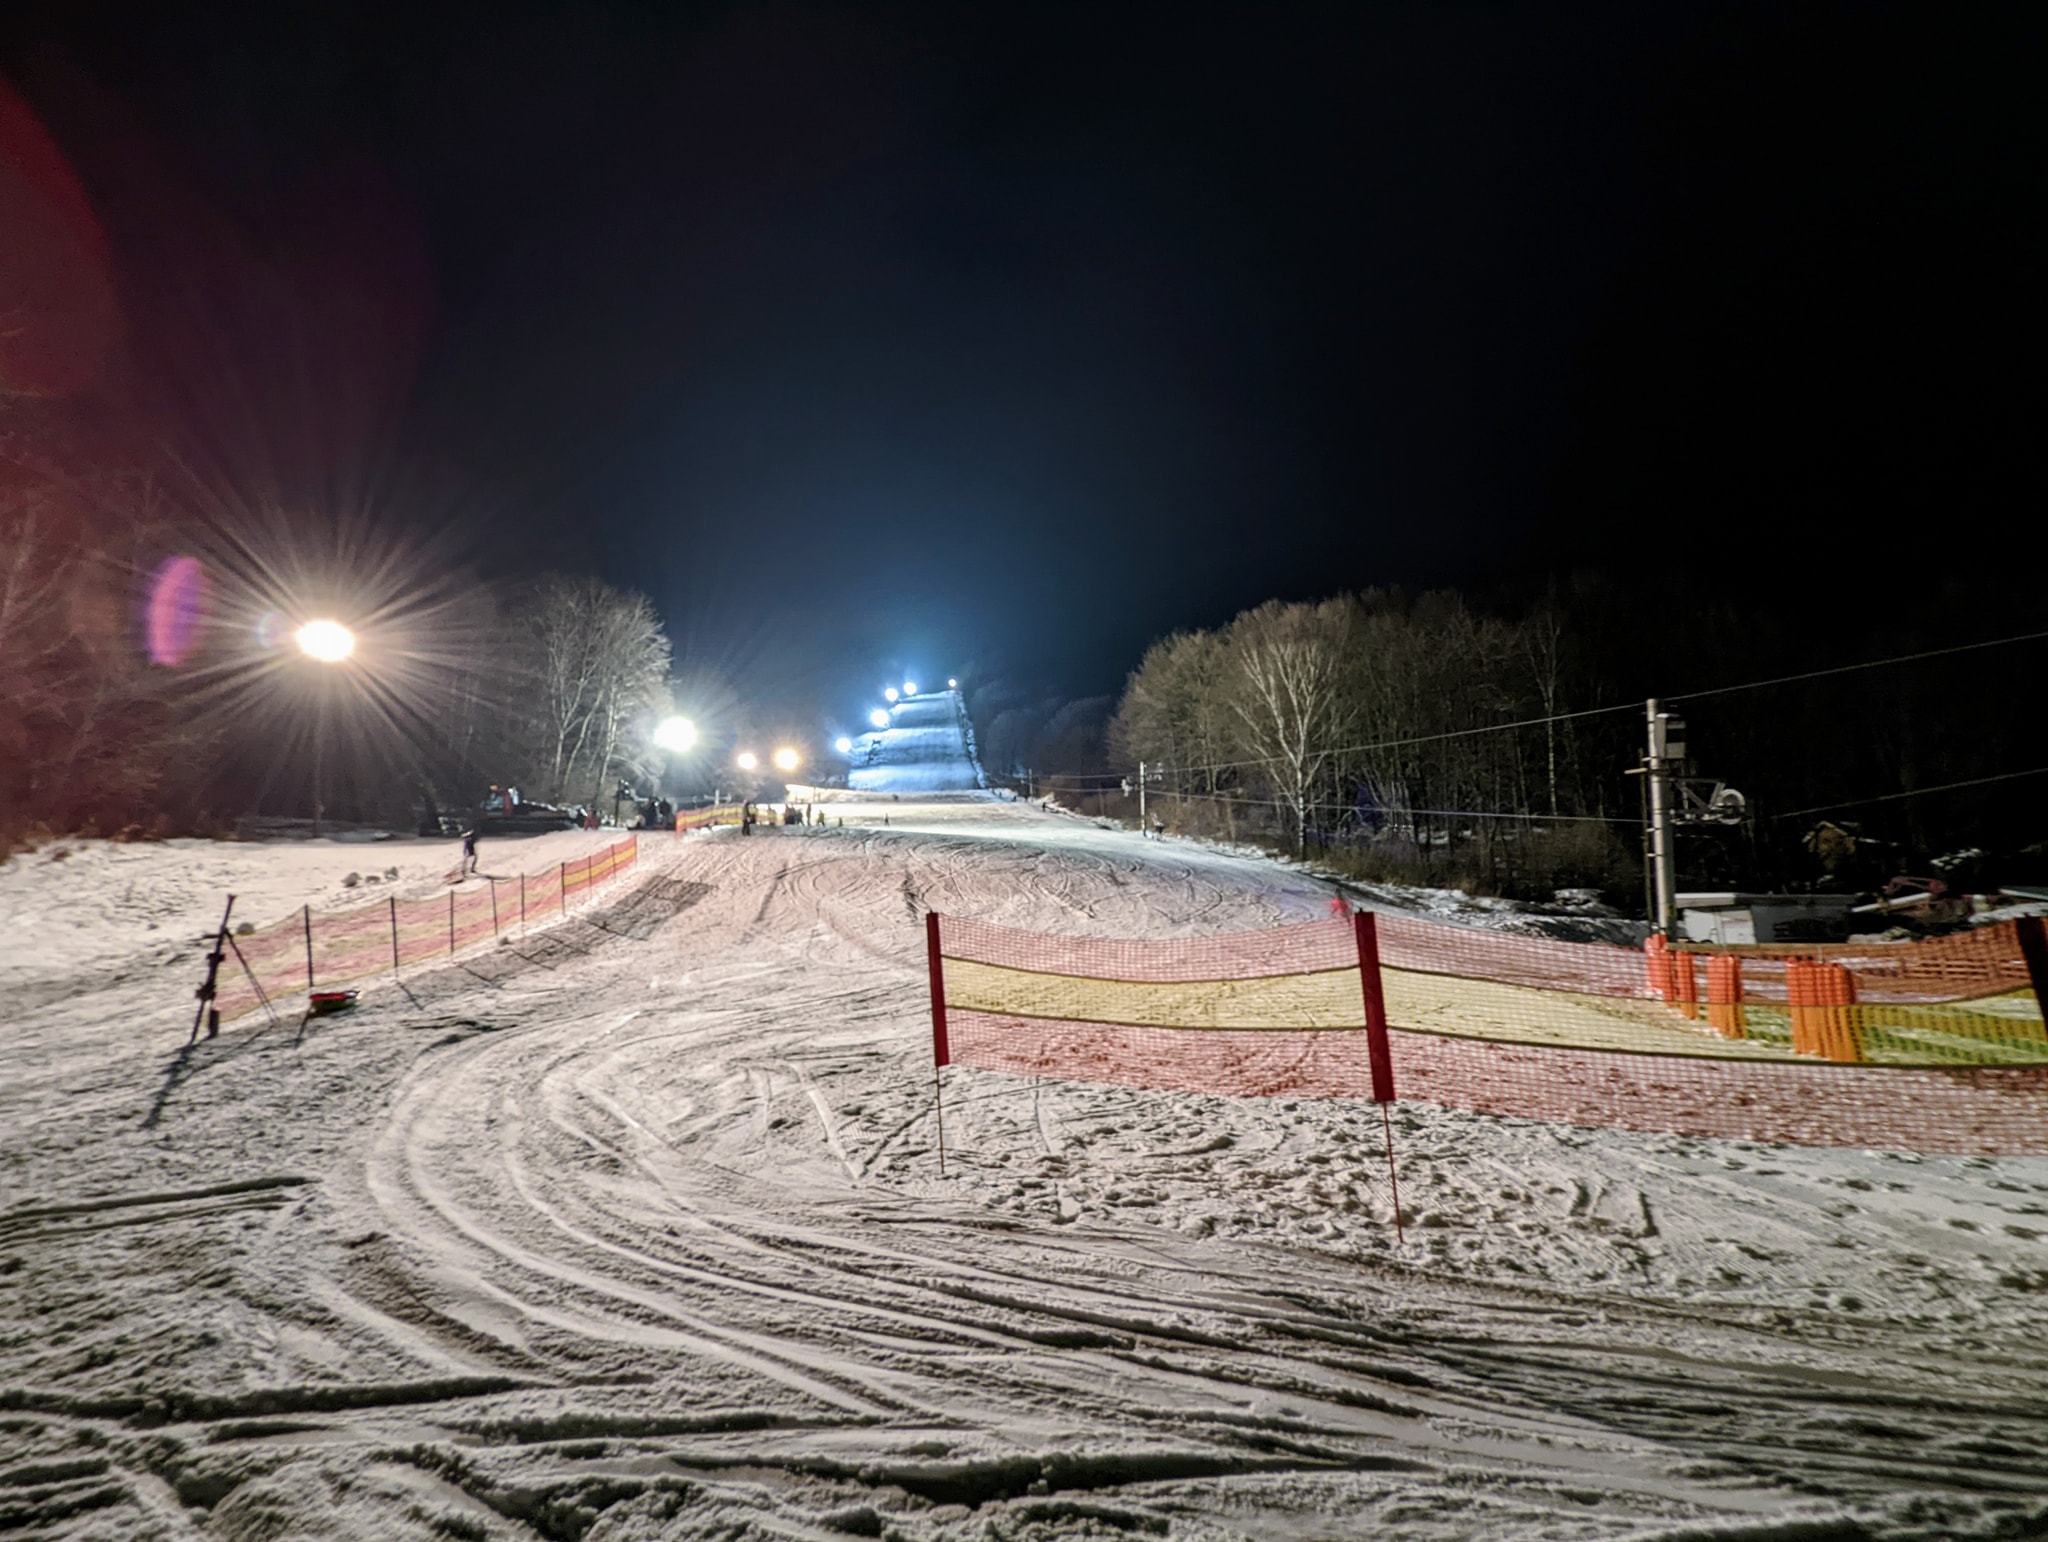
5,3,2041,729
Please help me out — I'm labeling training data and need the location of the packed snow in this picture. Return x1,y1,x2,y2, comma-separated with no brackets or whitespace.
3,704,2046,1539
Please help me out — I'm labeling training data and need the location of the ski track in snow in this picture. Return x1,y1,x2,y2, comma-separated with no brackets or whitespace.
3,697,2047,1539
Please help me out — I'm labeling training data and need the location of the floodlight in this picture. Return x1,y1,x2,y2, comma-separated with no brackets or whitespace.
295,619,355,663
869,709,889,728
736,751,758,771
834,736,852,753
884,687,899,702
653,716,698,753
903,681,917,695
948,678,957,688
773,747,800,772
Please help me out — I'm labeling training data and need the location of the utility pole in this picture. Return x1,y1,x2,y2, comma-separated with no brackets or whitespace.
1644,699,1684,937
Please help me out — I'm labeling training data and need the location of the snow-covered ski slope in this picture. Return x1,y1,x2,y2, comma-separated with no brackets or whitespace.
4,778,2048,1537
847,687,980,792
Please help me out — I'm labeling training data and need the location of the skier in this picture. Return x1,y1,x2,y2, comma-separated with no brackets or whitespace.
741,800,755,836
460,827,480,876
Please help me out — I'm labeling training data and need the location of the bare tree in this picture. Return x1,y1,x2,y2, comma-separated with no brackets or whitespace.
521,576,672,805
1224,597,1357,856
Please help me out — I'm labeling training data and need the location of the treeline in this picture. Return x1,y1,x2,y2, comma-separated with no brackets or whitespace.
1105,591,1628,897
985,580,2048,906
2,431,675,846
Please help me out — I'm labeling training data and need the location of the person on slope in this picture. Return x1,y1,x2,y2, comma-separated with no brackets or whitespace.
460,827,480,876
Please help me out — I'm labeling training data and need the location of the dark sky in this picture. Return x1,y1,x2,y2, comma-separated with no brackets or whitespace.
5,2,2042,729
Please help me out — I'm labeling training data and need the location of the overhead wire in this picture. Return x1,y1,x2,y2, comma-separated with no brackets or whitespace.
1770,766,2048,821
1101,625,2048,784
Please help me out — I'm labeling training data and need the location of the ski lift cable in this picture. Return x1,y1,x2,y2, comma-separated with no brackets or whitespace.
1770,765,2048,822
1111,627,2048,783
1672,628,2048,706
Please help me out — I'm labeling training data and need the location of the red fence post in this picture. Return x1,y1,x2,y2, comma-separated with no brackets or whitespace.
927,910,950,1176
1353,910,1396,1103
1352,909,1403,1244
927,911,951,1067
303,905,315,990
2018,917,2048,1019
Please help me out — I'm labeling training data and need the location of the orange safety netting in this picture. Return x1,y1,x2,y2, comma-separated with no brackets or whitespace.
675,803,746,832
927,910,2048,1155
210,835,639,1022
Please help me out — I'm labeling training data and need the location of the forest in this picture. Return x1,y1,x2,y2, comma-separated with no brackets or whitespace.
972,580,2048,907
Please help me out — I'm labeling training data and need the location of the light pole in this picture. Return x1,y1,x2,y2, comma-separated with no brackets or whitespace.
295,620,355,836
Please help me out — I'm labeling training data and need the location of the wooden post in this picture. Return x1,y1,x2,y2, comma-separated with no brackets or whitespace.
389,895,400,972
1353,909,1403,1245
489,879,499,936
927,910,950,1176
302,905,315,990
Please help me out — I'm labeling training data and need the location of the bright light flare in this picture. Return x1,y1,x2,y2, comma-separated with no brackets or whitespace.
869,709,889,728
736,751,758,771
295,618,355,663
884,687,899,702
834,736,852,753
653,715,698,753
903,681,917,696
773,746,800,772
948,677,957,688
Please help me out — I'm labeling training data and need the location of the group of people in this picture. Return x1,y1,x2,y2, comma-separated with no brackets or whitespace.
739,800,821,835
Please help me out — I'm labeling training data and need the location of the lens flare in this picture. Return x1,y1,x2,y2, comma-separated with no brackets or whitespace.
253,609,290,650
948,678,957,688
144,555,211,666
653,715,697,752
834,736,852,753
869,709,889,728
903,681,917,696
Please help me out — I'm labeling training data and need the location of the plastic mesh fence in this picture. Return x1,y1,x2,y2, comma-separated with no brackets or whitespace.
930,912,2048,1155
211,835,638,1022
675,803,745,831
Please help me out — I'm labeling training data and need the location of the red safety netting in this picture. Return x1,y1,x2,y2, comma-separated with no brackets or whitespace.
927,910,2048,1155
210,835,638,1022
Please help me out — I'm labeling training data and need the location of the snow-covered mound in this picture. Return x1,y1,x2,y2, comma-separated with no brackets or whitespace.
847,688,982,792
4,803,2046,1540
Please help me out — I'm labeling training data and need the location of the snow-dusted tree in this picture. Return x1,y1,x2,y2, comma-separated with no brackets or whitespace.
1224,597,1357,856
1109,628,1235,796
521,575,671,805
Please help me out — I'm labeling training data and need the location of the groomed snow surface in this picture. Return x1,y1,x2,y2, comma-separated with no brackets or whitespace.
846,690,982,792
3,714,2047,1540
